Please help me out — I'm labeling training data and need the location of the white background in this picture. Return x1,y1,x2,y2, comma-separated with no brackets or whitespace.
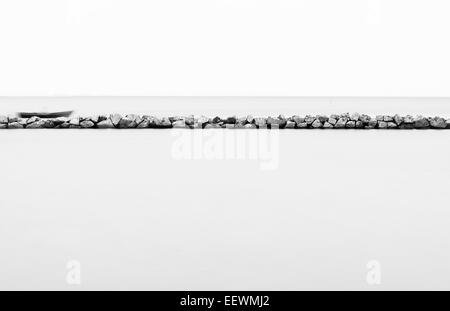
1,0,449,96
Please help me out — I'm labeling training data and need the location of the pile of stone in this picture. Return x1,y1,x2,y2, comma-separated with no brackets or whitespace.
0,113,449,129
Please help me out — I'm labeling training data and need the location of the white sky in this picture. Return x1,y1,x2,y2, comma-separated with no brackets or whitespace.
0,0,449,96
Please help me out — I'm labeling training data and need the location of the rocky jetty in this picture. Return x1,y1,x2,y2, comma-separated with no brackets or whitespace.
0,114,449,129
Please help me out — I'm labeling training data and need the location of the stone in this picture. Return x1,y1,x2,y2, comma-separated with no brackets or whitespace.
137,120,150,128
80,120,95,128
305,115,315,125
110,114,122,127
205,123,222,129
323,122,333,129
172,120,187,128
254,117,267,128
399,123,414,129
43,120,56,128
225,116,236,124
345,121,356,128
355,121,364,128
27,116,40,124
57,122,71,129
414,116,430,129
244,123,257,129
97,119,115,129
297,122,308,128
293,116,305,125
26,120,46,129
335,118,347,128
312,119,323,128
394,114,404,125
7,122,23,129
447,119,450,129
350,113,360,121
212,116,222,124
403,115,414,124
430,117,446,129
69,118,80,126
360,114,371,124
197,115,210,127
366,120,378,129
387,122,397,129
246,115,254,124
328,117,337,125
0,124,7,129
317,115,328,123
118,116,137,128
383,115,394,122
376,115,384,121
378,121,388,129
285,121,295,129
0,115,8,124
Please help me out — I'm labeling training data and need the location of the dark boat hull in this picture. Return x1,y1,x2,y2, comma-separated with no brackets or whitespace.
18,111,74,119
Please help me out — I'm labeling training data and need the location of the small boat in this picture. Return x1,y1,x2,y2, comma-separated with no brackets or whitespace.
17,111,74,119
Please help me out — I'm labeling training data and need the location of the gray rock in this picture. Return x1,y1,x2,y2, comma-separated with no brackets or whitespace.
383,115,394,122
378,121,388,129
346,121,356,128
305,115,315,125
246,115,254,124
7,122,24,129
360,114,371,124
137,119,150,128
394,114,404,125
27,116,40,124
97,119,115,129
110,114,122,127
172,120,187,128
335,118,347,128
0,115,8,124
118,116,137,128
26,120,47,129
244,123,257,129
254,117,267,127
69,118,80,126
323,122,333,129
430,117,446,129
365,120,378,129
403,115,414,124
317,115,328,123
225,116,236,124
312,119,323,128
355,121,364,128
293,115,305,125
205,123,222,129
80,120,95,128
350,113,360,121
0,124,7,129
328,118,337,125
387,122,397,129
285,121,296,129
414,116,430,129
376,115,384,121
297,122,308,128
447,119,450,129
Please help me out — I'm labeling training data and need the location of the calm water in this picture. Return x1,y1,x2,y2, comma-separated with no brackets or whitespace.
1,129,450,290
1,96,450,117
